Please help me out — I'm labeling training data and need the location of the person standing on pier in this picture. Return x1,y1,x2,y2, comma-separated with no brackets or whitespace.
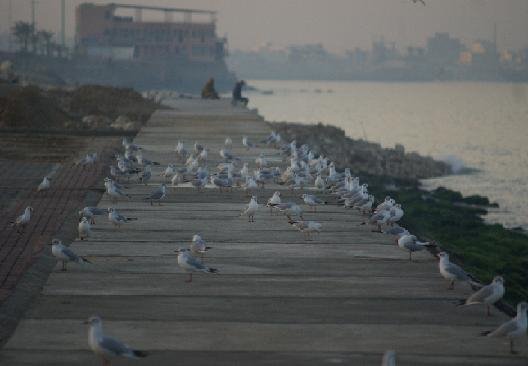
232,80,249,106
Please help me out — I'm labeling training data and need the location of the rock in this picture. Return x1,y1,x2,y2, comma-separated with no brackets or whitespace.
82,115,111,129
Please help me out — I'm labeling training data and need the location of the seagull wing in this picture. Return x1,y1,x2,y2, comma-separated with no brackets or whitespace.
466,284,494,304
487,319,519,337
61,247,80,262
100,336,132,357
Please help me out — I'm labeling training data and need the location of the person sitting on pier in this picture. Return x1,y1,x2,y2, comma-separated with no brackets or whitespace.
232,80,249,106
201,77,219,99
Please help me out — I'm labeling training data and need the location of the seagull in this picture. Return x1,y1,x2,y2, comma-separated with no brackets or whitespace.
79,207,107,225
266,191,281,214
301,193,328,212
241,195,258,222
224,136,232,148
289,219,322,240
381,350,396,366
144,184,167,205
10,206,33,233
105,179,131,204
108,208,138,227
85,316,148,366
175,141,188,161
481,302,527,354
458,276,505,316
176,249,218,283
37,176,51,192
242,135,256,150
190,234,212,257
137,165,152,185
161,164,176,180
255,153,267,169
50,238,91,271
78,217,92,240
437,252,476,289
397,234,436,261
219,148,238,162
193,142,204,155
276,202,304,220
314,174,325,191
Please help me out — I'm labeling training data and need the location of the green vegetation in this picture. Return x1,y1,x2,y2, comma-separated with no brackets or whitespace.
367,178,528,305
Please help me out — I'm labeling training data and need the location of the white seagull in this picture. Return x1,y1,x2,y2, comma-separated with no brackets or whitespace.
437,252,475,289
241,195,258,222
190,234,212,257
78,217,92,240
481,302,527,354
50,238,91,271
301,193,328,212
107,208,138,228
458,275,505,316
85,316,148,366
37,176,51,192
176,249,218,283
10,206,33,233
144,184,167,206
397,234,435,261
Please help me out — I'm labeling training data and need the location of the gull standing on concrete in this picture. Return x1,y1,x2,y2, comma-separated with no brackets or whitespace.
161,164,176,181
10,206,33,233
37,176,51,192
175,141,188,162
78,217,92,240
190,234,212,258
144,183,167,205
289,219,322,240
105,178,131,204
301,193,328,212
266,191,281,214
50,238,91,271
242,135,256,150
176,249,218,283
79,207,107,225
481,302,527,354
138,164,152,185
438,252,475,289
108,208,138,228
241,195,258,222
458,276,505,316
277,202,304,220
224,136,232,149
85,316,148,366
314,174,325,192
397,234,436,261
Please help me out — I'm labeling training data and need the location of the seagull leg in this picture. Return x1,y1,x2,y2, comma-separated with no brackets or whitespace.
102,357,111,366
448,280,455,290
409,251,412,262
185,273,193,283
487,305,492,317
61,261,67,272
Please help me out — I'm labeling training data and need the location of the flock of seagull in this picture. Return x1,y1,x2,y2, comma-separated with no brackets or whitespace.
8,128,527,364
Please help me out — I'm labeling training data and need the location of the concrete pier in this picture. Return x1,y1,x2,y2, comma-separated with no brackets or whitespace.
1,100,526,365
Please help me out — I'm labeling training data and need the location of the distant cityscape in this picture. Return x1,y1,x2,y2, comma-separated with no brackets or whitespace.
227,32,528,82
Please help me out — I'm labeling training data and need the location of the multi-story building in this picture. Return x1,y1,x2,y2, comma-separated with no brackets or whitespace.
75,3,227,63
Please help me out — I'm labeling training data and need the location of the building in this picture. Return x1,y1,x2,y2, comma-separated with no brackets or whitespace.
426,33,464,65
75,3,227,63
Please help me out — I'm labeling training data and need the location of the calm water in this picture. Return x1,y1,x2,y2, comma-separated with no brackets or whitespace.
247,80,528,230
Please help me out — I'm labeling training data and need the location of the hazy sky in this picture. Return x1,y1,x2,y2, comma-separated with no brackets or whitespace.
2,0,528,52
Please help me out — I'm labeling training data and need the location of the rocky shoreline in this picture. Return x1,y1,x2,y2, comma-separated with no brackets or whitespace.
271,122,450,180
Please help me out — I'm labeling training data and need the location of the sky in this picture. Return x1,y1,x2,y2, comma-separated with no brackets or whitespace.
1,0,528,53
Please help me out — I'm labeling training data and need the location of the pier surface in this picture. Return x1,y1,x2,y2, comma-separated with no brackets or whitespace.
1,100,525,365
